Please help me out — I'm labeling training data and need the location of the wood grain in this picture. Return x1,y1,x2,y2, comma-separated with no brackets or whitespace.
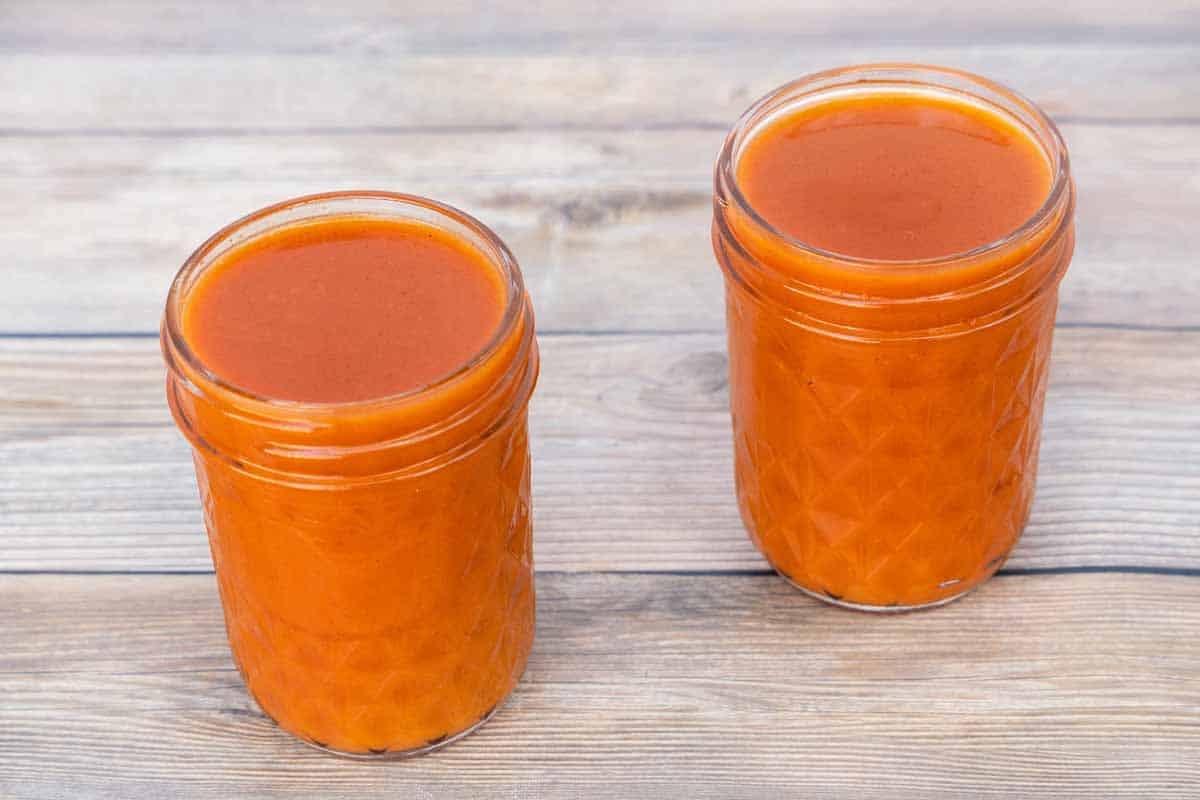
4,123,1199,333
7,0,1197,53
1,572,1197,799
5,0,1200,129
3,2,1198,798
1,329,1196,574
4,45,1199,135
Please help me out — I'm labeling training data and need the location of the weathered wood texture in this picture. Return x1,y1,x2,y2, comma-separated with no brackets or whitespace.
2,572,1198,799
8,1,1199,52
1,328,1196,574
3,1,1198,797
3,123,1200,332
7,47,1198,128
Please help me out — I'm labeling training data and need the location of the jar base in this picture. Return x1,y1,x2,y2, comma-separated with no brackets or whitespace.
298,704,501,760
775,569,984,613
246,693,505,761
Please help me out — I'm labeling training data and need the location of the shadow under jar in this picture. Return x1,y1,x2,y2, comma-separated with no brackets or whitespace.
712,65,1076,611
162,192,539,755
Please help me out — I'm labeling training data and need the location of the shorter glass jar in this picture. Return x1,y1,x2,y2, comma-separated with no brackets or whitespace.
162,192,539,755
712,65,1076,611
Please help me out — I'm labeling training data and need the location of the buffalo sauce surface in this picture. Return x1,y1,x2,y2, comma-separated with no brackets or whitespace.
183,216,506,403
736,92,1051,261
719,90,1066,608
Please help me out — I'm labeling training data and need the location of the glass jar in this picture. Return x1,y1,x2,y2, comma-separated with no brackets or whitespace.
162,192,539,755
712,65,1075,611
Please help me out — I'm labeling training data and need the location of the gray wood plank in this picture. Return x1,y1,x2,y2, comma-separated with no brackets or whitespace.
3,123,1198,333
6,0,1197,54
4,47,1197,136
1,571,1197,798
0,329,1196,574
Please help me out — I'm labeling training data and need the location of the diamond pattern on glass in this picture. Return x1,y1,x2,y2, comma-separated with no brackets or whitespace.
727,288,1057,607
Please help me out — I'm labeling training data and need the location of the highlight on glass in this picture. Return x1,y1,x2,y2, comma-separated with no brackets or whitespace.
712,64,1075,610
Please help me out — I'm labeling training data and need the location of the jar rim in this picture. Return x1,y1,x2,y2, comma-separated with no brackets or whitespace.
162,190,529,414
715,63,1073,273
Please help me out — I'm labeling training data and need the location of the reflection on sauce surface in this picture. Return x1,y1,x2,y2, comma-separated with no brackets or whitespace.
736,92,1051,261
184,217,506,403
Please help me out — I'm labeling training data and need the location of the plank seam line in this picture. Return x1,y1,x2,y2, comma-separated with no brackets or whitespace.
3,322,1200,340
2,566,1198,578
0,123,731,137
552,566,1200,578
1,117,1198,138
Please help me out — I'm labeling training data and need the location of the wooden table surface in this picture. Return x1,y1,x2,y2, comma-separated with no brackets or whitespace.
2,2,1198,797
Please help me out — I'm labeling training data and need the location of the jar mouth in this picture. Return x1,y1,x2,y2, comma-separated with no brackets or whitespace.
162,190,529,413
715,63,1073,272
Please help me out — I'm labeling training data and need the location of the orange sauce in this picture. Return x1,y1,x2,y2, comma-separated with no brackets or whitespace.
167,209,536,754
737,93,1051,260
716,87,1072,608
184,217,506,403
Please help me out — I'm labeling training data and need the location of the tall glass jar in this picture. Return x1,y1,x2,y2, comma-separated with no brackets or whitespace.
712,65,1075,611
162,192,539,755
